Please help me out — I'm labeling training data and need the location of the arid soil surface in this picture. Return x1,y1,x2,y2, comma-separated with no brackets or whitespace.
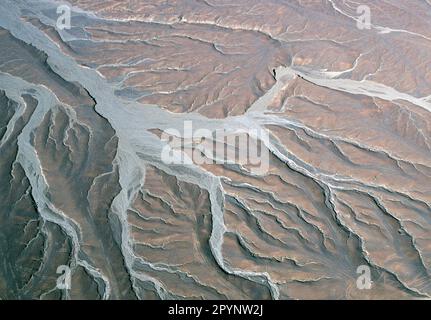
1,0,431,299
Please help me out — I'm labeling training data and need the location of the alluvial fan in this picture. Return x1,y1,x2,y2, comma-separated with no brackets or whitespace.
0,0,431,300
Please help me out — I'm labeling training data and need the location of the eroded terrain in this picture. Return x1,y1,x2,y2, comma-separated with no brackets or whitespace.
0,0,431,299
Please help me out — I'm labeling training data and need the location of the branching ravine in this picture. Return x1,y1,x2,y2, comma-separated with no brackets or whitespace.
1,0,430,299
